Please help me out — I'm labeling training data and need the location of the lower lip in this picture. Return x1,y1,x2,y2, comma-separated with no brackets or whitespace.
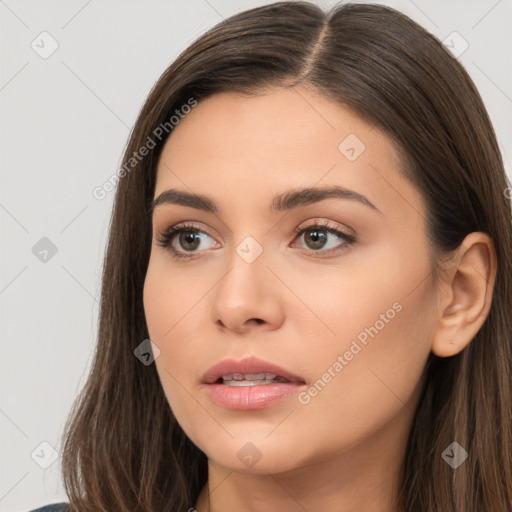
205,382,305,410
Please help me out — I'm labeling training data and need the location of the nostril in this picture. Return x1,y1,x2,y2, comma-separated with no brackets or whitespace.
215,317,265,328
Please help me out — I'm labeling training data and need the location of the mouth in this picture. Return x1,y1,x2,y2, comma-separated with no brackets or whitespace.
215,373,292,386
202,356,306,410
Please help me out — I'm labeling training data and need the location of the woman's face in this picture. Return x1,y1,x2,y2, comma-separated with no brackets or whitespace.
143,86,440,474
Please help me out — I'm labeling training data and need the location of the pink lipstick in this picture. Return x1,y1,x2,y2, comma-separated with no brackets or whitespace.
202,356,306,410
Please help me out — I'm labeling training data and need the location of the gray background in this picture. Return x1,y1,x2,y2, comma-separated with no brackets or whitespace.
1,0,511,510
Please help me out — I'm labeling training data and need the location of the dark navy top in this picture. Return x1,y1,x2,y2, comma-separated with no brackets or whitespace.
29,504,69,512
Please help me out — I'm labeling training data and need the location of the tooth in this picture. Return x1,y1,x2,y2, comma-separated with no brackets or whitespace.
220,373,287,384
244,373,267,380
224,379,276,386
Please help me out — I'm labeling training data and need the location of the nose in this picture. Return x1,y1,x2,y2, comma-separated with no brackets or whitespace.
210,240,285,334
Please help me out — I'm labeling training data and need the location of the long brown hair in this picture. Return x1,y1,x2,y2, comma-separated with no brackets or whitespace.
60,2,512,510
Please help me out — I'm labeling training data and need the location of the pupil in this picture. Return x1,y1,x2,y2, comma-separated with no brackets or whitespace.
306,229,327,249
180,231,200,251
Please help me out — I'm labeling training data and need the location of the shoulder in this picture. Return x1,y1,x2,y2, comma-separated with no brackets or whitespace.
28,503,69,512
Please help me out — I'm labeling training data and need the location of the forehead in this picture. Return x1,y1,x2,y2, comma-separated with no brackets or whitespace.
154,86,425,222
160,86,378,159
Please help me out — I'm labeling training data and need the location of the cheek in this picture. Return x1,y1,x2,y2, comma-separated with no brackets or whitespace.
293,244,436,437
285,294,433,465
281,235,434,357
143,260,210,417
143,256,206,342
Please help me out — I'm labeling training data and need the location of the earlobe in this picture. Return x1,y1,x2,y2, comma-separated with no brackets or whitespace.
431,232,497,358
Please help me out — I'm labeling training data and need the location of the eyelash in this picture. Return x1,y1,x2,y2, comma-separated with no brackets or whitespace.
155,220,356,259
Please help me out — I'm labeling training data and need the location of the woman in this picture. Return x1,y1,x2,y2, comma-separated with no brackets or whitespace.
30,1,512,511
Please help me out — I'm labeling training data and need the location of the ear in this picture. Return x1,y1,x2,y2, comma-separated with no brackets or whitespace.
431,232,497,358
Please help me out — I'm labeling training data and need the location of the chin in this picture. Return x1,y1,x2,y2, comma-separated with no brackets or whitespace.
194,431,312,475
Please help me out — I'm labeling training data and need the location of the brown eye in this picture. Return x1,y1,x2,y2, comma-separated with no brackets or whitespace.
156,223,219,258
176,230,201,251
302,228,329,250
292,222,356,257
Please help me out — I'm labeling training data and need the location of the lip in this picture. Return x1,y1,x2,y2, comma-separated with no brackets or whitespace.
202,356,306,410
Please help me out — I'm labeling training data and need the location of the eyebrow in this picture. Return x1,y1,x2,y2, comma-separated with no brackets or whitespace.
149,185,382,216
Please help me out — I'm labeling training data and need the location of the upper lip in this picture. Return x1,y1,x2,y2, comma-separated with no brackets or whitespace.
202,356,306,384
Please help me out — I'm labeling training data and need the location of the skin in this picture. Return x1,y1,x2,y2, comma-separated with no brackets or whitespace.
143,85,497,512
